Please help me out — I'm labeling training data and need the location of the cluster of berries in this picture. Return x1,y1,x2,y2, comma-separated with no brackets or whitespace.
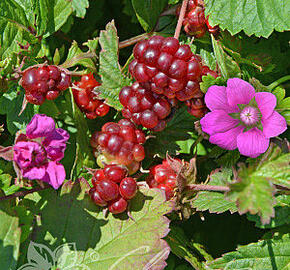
72,74,110,119
90,119,146,174
146,159,180,200
126,35,218,123
119,82,171,131
177,0,219,38
21,65,71,105
89,164,137,214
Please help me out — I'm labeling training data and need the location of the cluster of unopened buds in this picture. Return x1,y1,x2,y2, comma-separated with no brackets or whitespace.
89,164,137,214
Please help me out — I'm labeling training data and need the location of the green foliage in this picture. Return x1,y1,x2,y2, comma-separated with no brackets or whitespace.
200,74,225,93
97,21,131,110
0,86,39,134
0,196,21,270
146,107,197,158
205,0,290,38
211,35,241,80
208,231,290,269
19,179,173,269
192,168,237,214
71,0,89,18
131,0,168,32
247,195,290,229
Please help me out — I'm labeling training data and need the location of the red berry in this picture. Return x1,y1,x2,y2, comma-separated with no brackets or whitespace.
108,197,128,214
89,188,107,206
104,164,127,183
119,177,137,200
95,179,119,201
158,184,174,200
46,90,59,100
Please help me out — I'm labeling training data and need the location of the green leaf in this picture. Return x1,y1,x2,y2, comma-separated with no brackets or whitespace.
200,74,225,94
211,35,241,80
19,179,173,269
216,150,240,167
71,0,89,18
199,49,216,70
204,0,290,38
247,195,290,229
97,20,131,110
0,86,39,134
227,170,275,225
69,90,95,177
146,107,197,158
131,0,168,32
192,168,237,214
166,225,210,269
208,232,290,269
0,197,21,270
64,40,96,70
254,153,290,189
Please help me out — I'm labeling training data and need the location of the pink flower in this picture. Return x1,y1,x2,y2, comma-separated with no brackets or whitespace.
13,114,69,189
200,78,287,158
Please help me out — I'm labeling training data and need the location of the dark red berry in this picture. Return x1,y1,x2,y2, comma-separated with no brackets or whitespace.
104,164,127,183
89,188,107,206
108,197,128,214
119,177,137,200
95,179,119,201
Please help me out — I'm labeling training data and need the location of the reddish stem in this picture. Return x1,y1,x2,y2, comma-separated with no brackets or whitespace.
0,185,50,201
187,184,230,192
119,33,151,49
174,0,189,39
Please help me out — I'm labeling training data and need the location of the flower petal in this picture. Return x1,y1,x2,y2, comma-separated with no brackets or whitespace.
237,128,269,158
254,92,277,120
200,110,239,136
42,161,66,189
209,125,244,150
226,78,255,109
204,85,237,113
26,114,56,139
22,166,46,180
262,111,287,138
42,128,70,161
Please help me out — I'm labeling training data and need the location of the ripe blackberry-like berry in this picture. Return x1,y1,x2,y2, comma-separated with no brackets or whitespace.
72,73,110,119
146,159,181,200
119,82,171,130
185,98,208,118
89,164,138,214
129,36,204,102
20,65,71,105
90,119,146,170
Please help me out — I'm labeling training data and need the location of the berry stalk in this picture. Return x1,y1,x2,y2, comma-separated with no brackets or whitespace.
174,0,189,39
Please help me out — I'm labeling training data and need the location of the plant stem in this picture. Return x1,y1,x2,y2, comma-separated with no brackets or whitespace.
0,185,50,201
186,184,230,192
268,75,290,90
174,0,188,39
119,33,151,49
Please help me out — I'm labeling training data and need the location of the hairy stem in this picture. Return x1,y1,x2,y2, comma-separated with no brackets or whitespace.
119,33,151,49
0,185,50,201
187,184,230,192
174,0,188,39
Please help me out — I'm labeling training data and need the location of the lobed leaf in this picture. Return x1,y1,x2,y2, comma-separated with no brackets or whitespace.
204,0,290,38
19,179,173,269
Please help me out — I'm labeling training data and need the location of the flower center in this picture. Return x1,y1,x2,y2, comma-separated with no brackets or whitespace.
240,106,260,126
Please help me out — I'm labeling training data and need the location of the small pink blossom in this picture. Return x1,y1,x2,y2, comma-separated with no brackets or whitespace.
13,114,69,189
200,78,287,158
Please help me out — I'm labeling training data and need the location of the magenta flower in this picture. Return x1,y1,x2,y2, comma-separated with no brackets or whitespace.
13,114,69,189
200,78,287,158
